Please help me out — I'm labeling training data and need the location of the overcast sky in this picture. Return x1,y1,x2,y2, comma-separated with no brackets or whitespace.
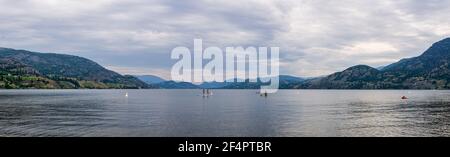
1,0,449,79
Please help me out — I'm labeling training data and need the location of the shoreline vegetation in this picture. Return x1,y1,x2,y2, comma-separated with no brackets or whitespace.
1,37,450,90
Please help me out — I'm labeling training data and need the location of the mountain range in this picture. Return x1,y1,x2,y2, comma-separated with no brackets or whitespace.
132,75,305,89
136,75,166,84
0,48,150,89
1,37,450,89
297,38,450,89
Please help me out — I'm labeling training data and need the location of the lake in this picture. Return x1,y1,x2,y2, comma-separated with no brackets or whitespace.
0,89,449,137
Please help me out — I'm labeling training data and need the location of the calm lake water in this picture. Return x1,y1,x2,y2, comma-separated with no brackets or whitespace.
0,89,450,137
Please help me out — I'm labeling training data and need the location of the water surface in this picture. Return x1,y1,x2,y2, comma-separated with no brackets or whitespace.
0,90,449,137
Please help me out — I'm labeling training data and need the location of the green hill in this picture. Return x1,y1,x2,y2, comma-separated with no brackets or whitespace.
0,48,150,89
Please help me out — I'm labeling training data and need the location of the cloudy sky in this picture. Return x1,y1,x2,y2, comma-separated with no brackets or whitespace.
1,0,449,79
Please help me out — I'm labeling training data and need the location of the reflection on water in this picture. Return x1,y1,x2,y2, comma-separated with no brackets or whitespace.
0,90,449,137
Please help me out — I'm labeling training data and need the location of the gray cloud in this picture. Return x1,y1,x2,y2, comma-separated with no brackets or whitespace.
1,0,449,78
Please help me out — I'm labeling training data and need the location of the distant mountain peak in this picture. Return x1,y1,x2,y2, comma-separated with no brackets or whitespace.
136,75,166,84
155,81,199,89
344,65,378,71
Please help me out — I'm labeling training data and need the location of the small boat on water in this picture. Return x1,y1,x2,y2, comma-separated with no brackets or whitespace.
401,96,408,100
125,92,129,97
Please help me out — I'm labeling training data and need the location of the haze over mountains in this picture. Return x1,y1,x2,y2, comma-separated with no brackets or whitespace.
145,38,450,89
1,37,450,89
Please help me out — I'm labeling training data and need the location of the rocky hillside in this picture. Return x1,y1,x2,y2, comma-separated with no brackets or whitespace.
299,38,450,89
0,48,150,89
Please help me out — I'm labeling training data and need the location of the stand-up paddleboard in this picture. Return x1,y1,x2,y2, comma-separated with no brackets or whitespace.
200,89,213,97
